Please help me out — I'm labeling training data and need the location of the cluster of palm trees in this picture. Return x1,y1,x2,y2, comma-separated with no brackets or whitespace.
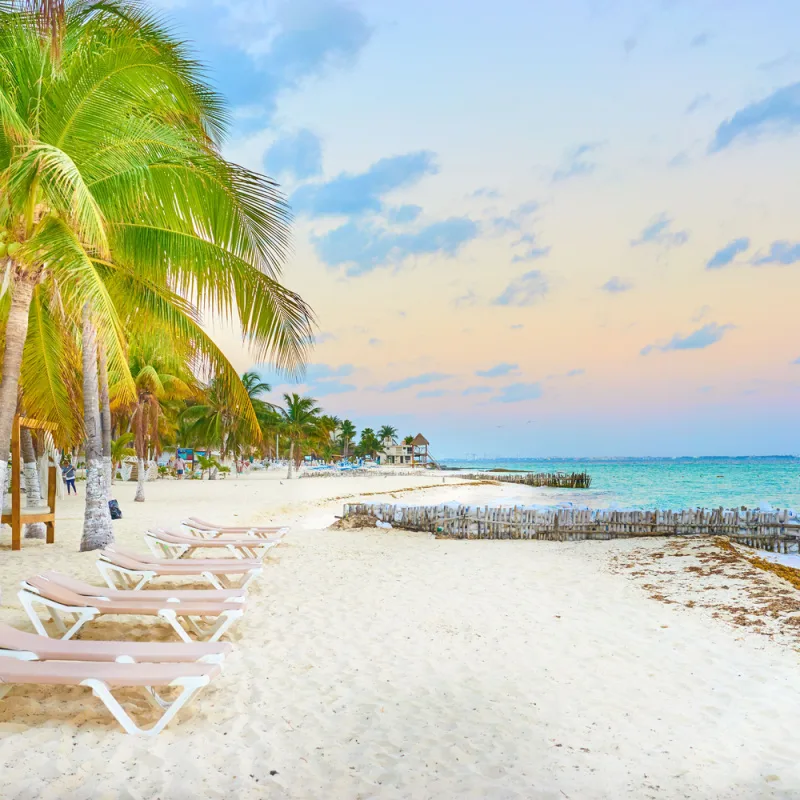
0,2,313,550
101,360,405,480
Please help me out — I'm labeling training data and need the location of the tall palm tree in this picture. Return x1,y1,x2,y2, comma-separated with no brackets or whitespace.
338,419,357,460
0,2,313,547
127,336,196,502
378,425,398,444
280,393,321,479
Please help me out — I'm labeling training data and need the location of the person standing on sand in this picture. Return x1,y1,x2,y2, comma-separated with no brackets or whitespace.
175,456,185,478
61,459,77,496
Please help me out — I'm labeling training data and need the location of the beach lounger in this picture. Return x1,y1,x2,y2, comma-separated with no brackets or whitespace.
146,529,277,561
182,517,289,539
0,622,232,664
0,657,220,735
19,574,246,643
38,570,246,604
97,548,262,591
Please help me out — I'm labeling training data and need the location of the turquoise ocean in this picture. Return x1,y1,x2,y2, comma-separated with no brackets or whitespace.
440,457,800,511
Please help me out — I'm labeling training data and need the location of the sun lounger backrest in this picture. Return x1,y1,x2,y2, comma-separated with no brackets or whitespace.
40,572,102,596
25,575,91,607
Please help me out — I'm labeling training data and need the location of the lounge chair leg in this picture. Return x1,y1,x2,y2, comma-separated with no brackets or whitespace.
157,609,193,643
81,678,209,736
18,590,49,637
0,686,12,700
201,571,224,590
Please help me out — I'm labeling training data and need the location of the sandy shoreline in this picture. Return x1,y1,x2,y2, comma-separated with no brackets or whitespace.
1,472,800,798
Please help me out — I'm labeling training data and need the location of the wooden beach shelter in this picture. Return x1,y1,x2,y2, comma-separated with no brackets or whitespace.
2,415,57,551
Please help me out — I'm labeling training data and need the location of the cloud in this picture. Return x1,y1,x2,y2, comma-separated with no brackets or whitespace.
300,363,356,396
383,372,451,393
759,53,799,71
667,151,690,168
690,32,711,48
462,386,494,396
631,214,688,248
305,363,353,380
493,270,549,307
552,143,601,182
492,202,539,233
601,276,633,293
311,379,356,396
686,93,711,114
566,368,585,377
692,305,711,322
314,217,478,275
493,382,543,403
291,151,437,217
314,332,337,344
387,205,422,224
264,129,322,180
706,238,750,269
368,337,381,346
710,82,800,152
453,289,478,308
472,187,501,199
751,241,800,266
512,242,551,263
475,363,519,378
238,0,372,118
640,322,734,355
510,324,524,330
417,389,449,399
623,36,637,55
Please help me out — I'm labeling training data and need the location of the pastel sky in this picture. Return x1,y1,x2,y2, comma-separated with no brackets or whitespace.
155,0,800,458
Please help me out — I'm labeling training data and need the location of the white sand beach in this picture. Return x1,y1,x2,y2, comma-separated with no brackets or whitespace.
1,472,800,799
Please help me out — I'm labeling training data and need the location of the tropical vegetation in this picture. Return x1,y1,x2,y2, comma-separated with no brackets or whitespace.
0,0,312,549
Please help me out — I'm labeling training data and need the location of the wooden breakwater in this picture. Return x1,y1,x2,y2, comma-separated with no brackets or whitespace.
341,502,800,549
456,471,592,489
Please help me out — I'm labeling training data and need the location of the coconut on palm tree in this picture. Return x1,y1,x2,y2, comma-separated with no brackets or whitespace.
0,2,313,548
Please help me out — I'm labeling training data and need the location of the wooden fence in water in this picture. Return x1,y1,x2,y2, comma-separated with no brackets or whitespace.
341,502,800,549
455,471,592,489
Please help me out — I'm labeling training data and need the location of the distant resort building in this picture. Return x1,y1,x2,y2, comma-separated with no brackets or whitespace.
378,434,438,467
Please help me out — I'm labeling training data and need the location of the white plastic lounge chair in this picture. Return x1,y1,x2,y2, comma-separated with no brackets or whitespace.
39,570,246,604
146,529,277,561
0,622,232,664
19,574,246,643
0,657,220,736
182,517,289,539
97,548,262,591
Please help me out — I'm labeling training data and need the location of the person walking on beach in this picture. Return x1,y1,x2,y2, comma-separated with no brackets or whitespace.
61,459,77,496
175,455,185,478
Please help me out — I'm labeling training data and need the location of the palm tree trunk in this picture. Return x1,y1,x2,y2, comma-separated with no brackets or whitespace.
0,274,36,507
79,304,114,551
134,458,146,501
98,342,113,497
287,440,294,479
20,427,46,539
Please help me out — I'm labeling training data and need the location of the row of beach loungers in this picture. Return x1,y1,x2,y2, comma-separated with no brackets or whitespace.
0,517,288,736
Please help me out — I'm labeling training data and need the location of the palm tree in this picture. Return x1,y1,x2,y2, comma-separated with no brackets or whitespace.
403,435,414,445
280,393,321,479
338,419,357,460
0,2,313,548
378,425,398,445
356,428,381,459
110,433,134,484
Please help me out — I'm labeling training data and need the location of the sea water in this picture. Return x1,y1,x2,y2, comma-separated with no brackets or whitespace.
440,456,800,511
